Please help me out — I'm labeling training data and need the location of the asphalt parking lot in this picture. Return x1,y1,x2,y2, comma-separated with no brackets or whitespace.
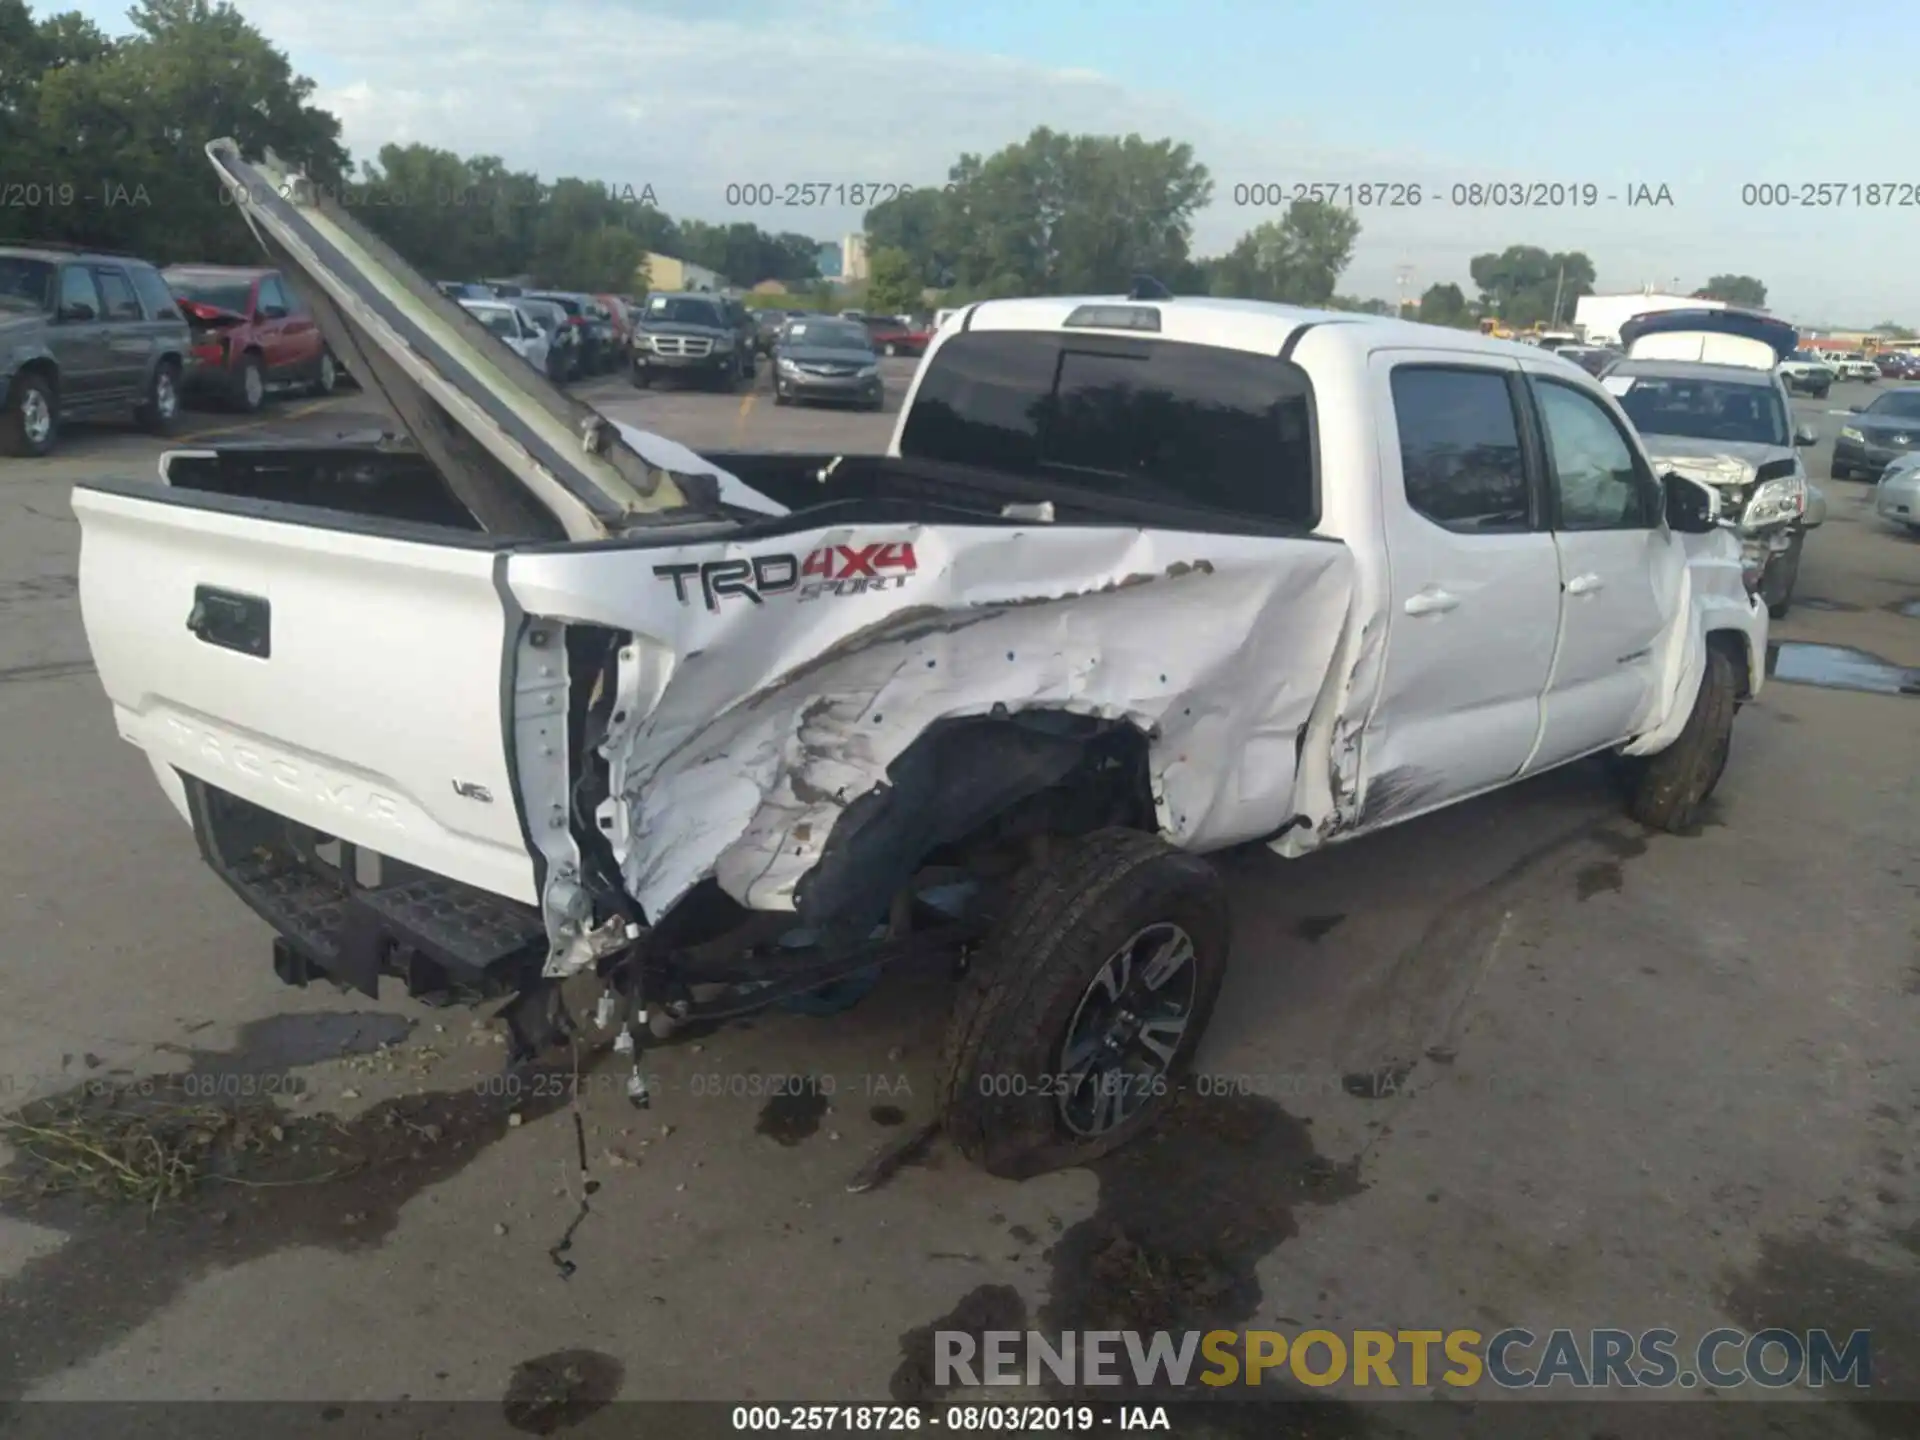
0,367,1914,1433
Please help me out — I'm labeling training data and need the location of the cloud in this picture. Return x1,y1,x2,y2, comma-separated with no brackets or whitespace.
58,0,1913,318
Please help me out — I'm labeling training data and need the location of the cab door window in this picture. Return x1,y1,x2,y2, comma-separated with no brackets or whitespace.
1534,380,1659,529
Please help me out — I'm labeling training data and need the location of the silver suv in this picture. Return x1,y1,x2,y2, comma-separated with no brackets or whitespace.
1,243,192,456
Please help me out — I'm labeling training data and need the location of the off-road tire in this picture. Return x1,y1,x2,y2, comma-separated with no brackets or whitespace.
1624,647,1737,833
938,828,1230,1178
135,359,181,435
1832,463,1855,481
1,371,58,457
629,365,650,389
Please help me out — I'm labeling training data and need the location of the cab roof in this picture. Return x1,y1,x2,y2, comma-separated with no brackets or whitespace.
955,294,1558,364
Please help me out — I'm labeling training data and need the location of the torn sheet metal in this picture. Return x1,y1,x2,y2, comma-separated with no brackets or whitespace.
508,523,1356,940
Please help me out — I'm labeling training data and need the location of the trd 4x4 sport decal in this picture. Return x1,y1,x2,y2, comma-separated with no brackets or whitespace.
654,542,918,611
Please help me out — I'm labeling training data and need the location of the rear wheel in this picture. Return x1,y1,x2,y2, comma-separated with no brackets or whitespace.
309,350,338,397
135,360,181,434
2,371,58,457
231,353,266,413
938,829,1230,1178
1623,647,1737,834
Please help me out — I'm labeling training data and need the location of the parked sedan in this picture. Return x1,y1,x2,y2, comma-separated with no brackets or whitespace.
1876,453,1920,532
1874,351,1920,380
771,315,884,409
1832,386,1920,480
459,299,551,374
524,291,618,374
513,297,578,382
861,314,931,357
165,264,337,411
1556,344,1621,377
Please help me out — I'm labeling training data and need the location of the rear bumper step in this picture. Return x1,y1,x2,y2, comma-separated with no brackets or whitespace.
186,777,545,999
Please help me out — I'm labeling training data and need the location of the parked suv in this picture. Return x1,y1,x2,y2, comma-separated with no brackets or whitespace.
164,264,338,412
0,243,191,457
629,291,756,389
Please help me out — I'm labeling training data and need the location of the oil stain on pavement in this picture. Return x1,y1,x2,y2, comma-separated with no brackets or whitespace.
1723,1231,1919,1433
0,1012,574,1400
756,1084,830,1145
502,1349,625,1434
890,1089,1367,1432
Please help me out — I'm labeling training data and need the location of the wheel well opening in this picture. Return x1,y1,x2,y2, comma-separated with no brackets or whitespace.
1707,629,1752,699
791,712,1158,930
14,358,57,394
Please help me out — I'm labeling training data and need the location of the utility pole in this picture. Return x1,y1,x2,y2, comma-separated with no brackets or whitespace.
1549,262,1566,326
1395,264,1415,318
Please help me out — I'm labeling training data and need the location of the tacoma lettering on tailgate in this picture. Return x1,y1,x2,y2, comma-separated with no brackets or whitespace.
654,542,918,610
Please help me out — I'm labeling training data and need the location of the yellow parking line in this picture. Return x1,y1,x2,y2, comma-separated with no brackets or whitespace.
734,392,756,443
176,395,343,444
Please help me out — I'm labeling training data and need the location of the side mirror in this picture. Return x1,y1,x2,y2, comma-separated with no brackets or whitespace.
1662,471,1722,534
1793,425,1818,446
256,305,287,321
1849,405,1863,413
57,302,96,322
1803,481,1828,529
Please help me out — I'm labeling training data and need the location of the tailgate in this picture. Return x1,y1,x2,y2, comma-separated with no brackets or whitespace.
74,484,537,904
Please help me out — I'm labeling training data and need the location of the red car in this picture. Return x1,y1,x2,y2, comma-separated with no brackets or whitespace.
860,314,932,358
163,264,338,412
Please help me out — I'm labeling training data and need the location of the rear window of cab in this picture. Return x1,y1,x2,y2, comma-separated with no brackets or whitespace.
899,330,1317,527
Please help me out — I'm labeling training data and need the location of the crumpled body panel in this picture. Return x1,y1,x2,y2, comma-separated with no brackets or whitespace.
508,522,1356,926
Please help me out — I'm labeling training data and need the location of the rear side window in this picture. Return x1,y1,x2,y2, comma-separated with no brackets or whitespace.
92,267,143,321
128,264,180,320
58,265,102,317
900,331,1317,526
1390,367,1531,530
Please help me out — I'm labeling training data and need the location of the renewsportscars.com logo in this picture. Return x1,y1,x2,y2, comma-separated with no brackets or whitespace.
654,541,918,611
935,1326,1874,1391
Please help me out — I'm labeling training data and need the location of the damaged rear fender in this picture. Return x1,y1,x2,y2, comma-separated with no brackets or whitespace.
506,523,1356,946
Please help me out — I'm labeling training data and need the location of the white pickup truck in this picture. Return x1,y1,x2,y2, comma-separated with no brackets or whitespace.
71,143,1767,1177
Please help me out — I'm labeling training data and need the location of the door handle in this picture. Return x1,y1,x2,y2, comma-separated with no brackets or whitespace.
1404,588,1460,616
1566,573,1605,596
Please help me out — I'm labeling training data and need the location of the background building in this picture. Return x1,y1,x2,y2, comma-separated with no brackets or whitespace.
639,252,727,293
841,233,869,283
1573,290,1728,348
815,242,844,281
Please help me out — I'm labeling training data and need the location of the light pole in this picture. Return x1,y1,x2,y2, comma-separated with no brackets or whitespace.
1395,264,1415,319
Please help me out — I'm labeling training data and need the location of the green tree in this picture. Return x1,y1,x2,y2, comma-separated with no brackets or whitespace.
864,246,922,314
1692,274,1767,308
863,185,952,287
526,179,645,291
1468,245,1595,327
1207,200,1360,305
8,0,345,261
938,127,1211,295
1870,320,1915,337
1417,281,1475,328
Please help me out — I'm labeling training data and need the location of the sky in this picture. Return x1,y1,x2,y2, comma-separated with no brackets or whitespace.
52,0,1920,325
